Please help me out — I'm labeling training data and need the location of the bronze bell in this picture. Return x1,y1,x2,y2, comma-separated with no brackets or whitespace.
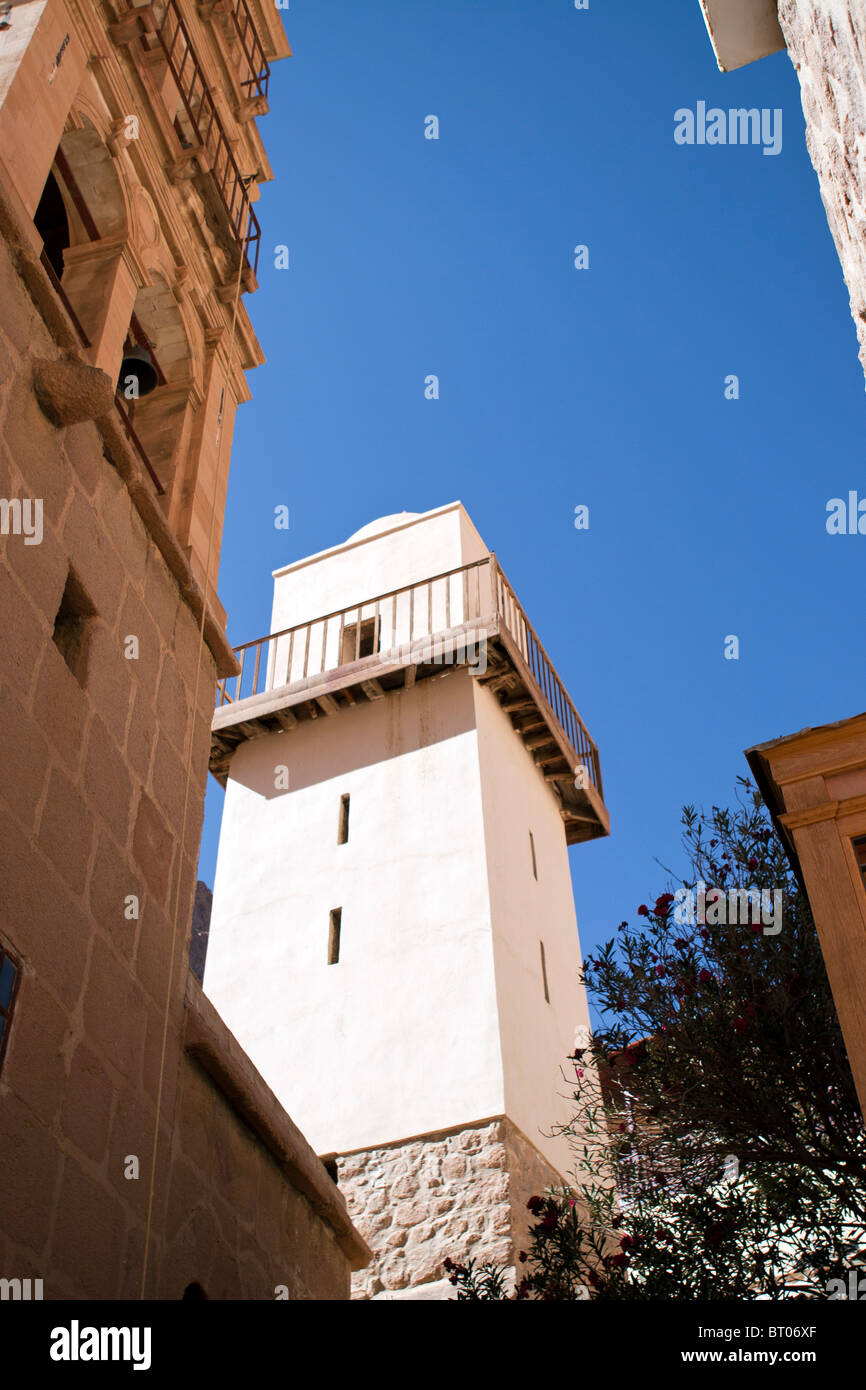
117,345,158,400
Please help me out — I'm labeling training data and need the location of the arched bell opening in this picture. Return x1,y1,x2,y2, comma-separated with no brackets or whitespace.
32,118,132,369
121,272,197,506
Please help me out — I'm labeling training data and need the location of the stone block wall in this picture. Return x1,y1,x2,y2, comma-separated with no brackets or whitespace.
337,1117,568,1300
0,206,363,1298
778,2,866,385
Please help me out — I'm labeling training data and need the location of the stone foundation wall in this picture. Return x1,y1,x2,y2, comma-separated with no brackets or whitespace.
337,1118,567,1299
778,1,866,385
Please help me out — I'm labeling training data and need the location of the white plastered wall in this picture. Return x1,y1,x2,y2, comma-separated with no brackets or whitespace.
473,680,589,1181
205,668,505,1155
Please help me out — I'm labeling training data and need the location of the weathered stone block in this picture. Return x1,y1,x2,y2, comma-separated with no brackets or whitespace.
0,684,52,831
37,764,95,896
132,790,175,909
52,1160,126,1297
60,1043,115,1163
33,358,115,427
83,714,136,851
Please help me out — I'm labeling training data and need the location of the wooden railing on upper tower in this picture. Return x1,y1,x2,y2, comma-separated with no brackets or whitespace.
215,554,604,799
490,557,603,797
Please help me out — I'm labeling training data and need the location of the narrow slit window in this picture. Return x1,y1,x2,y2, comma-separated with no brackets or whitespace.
338,794,350,845
52,567,96,687
529,830,538,880
328,908,342,965
539,940,550,1004
0,945,21,1073
853,837,866,892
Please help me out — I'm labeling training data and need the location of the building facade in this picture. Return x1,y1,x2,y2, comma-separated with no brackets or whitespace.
0,0,367,1297
205,503,609,1297
747,714,866,1128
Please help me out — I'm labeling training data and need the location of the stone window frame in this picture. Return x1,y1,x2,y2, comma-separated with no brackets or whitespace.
0,944,21,1074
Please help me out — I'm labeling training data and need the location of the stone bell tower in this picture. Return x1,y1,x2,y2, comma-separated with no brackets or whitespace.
205,502,609,1298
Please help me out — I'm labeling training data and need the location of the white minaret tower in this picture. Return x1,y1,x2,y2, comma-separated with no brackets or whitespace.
205,503,609,1298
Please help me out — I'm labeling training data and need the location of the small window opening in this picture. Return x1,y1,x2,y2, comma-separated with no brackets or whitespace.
341,616,380,664
181,1282,208,1300
0,944,20,1073
338,794,350,845
52,568,96,687
322,1156,339,1184
34,169,70,281
328,908,342,965
853,837,866,892
529,830,538,880
539,940,550,1004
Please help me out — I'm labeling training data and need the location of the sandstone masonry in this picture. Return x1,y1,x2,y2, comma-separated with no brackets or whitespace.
338,1118,568,1300
0,0,367,1298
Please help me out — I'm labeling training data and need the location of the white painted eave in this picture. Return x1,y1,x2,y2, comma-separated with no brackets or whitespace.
699,0,785,72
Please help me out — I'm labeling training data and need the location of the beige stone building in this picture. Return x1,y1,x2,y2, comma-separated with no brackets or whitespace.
0,0,366,1297
204,504,609,1297
699,1,866,387
747,715,866,1127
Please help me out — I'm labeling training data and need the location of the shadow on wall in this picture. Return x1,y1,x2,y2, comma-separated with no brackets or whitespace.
190,881,213,982
225,669,478,803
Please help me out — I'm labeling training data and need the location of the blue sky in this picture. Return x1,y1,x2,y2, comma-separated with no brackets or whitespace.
198,0,866,979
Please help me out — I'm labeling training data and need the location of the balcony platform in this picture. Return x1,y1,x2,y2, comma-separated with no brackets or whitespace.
210,557,609,846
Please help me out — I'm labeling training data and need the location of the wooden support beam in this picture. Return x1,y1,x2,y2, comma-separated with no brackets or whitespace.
482,674,515,694
316,694,339,715
342,687,357,706
305,701,319,719
502,697,535,712
524,731,557,751
273,708,298,731
361,679,384,701
404,665,417,690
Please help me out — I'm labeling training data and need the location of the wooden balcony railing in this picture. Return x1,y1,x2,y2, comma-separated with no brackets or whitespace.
149,0,261,272
216,554,604,798
491,557,603,797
